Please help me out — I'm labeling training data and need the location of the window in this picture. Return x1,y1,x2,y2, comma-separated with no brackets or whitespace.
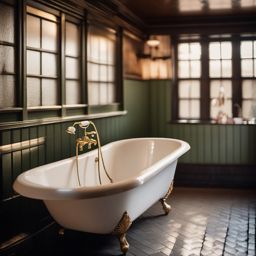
209,41,232,118
240,40,256,119
26,6,59,107
177,42,201,119
174,36,256,122
0,1,123,123
65,21,82,105
0,1,15,108
87,25,116,105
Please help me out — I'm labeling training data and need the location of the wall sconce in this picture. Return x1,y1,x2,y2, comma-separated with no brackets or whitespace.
138,35,171,60
146,36,160,48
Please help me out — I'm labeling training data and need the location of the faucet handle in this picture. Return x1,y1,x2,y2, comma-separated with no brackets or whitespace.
86,131,97,136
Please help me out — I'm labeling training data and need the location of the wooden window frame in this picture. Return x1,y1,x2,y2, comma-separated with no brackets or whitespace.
172,34,256,122
86,21,123,114
0,0,124,123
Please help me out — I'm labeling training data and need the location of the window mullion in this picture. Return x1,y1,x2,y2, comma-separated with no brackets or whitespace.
172,37,178,120
21,0,28,120
81,18,87,108
232,36,242,117
60,12,66,117
116,26,123,107
201,37,209,120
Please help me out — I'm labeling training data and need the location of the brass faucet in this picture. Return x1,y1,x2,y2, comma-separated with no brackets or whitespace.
66,121,113,186
76,131,97,151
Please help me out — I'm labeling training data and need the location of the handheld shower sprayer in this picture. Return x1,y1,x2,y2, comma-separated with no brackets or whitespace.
65,120,113,186
66,121,90,135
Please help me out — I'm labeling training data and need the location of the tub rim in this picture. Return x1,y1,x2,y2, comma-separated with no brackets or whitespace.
13,137,190,200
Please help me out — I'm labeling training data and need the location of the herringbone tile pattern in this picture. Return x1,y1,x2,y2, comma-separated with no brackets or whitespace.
38,188,256,256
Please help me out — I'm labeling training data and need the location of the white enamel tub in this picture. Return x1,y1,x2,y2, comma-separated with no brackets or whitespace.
13,138,190,235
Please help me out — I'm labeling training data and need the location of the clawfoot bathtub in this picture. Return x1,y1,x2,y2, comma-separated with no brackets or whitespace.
13,137,190,254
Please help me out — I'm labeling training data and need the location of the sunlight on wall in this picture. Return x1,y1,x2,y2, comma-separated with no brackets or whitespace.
0,137,45,154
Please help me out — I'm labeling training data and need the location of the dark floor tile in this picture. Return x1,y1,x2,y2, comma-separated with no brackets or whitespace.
22,188,256,256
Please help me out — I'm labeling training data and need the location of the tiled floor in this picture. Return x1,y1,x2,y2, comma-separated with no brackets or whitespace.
36,188,255,256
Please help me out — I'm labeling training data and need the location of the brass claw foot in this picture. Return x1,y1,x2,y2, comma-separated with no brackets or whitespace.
160,198,171,215
58,227,65,235
160,181,174,215
112,211,132,254
119,233,129,254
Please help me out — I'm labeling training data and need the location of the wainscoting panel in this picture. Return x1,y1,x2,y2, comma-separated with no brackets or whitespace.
0,79,150,252
149,80,256,165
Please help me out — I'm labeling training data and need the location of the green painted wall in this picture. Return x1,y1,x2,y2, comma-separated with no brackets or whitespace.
1,78,256,200
149,79,256,165
0,79,150,200
1,78,256,248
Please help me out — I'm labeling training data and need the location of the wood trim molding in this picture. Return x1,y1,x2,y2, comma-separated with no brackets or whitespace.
0,111,127,131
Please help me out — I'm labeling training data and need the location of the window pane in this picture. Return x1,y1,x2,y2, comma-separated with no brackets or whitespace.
241,59,253,77
99,83,108,104
254,59,256,77
179,100,190,118
42,20,57,51
210,60,221,77
178,43,189,60
99,65,108,81
179,100,200,119
221,42,232,59
42,53,57,76
27,50,40,75
42,79,58,105
0,75,15,108
178,60,189,78
27,78,40,107
242,80,256,98
108,41,115,64
209,42,220,59
87,25,116,105
0,3,14,43
241,41,253,59
27,15,40,48
211,99,232,119
190,43,201,60
65,22,80,57
89,36,99,62
88,83,99,105
99,37,108,64
210,80,232,98
222,60,232,77
191,100,200,118
108,66,114,81
242,100,253,119
0,45,14,73
66,80,80,105
179,80,200,98
254,41,256,58
190,60,201,78
179,82,189,98
88,63,99,81
65,57,79,79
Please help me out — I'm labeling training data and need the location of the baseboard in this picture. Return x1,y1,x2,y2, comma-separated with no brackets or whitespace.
175,164,256,188
0,221,57,256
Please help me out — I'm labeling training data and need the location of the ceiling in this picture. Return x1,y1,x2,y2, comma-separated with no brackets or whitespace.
121,0,256,24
